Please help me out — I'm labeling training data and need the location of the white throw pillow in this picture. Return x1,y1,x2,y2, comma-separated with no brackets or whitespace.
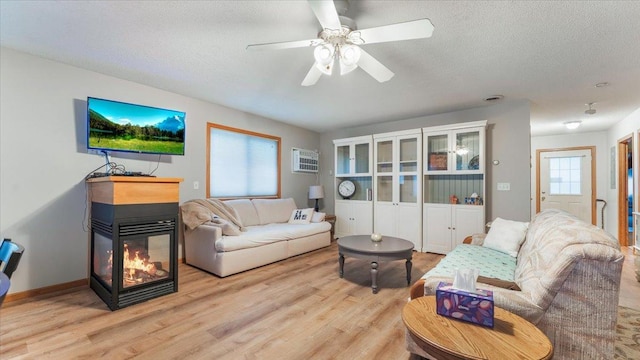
311,212,326,223
482,217,529,257
288,208,314,224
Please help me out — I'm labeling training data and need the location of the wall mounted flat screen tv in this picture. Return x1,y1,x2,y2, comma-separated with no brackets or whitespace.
87,97,186,155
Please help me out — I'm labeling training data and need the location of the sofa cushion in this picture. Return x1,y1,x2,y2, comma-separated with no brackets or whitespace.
224,199,260,226
288,208,314,224
252,198,297,225
482,217,529,257
214,222,331,252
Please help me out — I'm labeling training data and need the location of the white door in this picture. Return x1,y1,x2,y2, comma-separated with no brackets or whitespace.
538,149,594,224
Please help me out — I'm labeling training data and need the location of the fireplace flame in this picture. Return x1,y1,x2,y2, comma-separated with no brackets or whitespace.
123,244,157,282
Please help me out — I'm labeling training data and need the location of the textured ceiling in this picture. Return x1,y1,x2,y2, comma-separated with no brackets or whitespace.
1,1,639,135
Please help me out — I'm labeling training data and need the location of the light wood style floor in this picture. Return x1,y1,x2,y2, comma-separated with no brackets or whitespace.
1,243,638,359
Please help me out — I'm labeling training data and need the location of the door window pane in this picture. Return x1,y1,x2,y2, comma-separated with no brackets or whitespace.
549,156,581,195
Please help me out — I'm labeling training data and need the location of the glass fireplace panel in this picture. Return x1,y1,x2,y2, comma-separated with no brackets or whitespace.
93,232,114,287
122,234,170,288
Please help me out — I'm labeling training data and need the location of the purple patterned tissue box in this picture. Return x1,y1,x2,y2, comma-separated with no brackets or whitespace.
435,281,494,328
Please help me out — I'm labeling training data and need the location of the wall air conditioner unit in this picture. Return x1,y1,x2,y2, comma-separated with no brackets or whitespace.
292,148,319,173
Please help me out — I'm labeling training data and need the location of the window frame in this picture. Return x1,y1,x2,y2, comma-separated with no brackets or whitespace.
206,123,281,199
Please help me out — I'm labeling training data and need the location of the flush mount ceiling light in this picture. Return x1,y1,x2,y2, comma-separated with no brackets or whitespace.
564,121,582,130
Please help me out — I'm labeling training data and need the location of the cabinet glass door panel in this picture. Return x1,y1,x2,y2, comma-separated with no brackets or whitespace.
455,131,480,171
399,137,418,172
336,145,350,174
376,175,393,202
354,143,370,174
376,140,393,173
399,175,418,203
426,134,449,171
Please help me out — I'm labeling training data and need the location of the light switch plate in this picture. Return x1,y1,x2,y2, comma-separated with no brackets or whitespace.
497,182,510,191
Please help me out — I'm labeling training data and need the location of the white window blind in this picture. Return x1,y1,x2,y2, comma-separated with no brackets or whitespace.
208,124,280,198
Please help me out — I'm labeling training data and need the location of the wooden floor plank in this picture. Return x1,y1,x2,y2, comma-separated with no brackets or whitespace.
2,243,637,359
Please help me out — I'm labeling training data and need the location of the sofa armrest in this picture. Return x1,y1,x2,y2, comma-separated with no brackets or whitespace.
410,279,426,299
184,224,223,270
464,233,487,246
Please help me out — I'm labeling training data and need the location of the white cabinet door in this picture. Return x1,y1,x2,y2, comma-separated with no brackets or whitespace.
334,202,352,238
335,201,373,237
397,202,422,249
423,204,453,254
373,202,395,237
352,201,373,235
423,204,484,254
452,205,485,247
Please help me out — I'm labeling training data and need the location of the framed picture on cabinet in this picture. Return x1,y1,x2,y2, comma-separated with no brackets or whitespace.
429,153,448,170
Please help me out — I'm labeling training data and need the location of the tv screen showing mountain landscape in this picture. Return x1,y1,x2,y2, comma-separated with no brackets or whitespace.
87,97,186,155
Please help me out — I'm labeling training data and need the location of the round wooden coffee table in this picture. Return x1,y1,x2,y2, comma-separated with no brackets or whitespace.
337,235,414,294
403,296,553,360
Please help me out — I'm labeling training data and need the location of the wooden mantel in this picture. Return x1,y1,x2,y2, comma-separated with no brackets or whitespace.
86,176,183,205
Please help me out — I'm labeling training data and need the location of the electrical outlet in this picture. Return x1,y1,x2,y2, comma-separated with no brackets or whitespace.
193,181,199,190
497,182,510,191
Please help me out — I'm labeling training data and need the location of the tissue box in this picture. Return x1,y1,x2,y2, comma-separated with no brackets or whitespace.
435,282,494,328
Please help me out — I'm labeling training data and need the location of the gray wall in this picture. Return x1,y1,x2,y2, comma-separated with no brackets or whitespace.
319,100,532,223
0,48,322,294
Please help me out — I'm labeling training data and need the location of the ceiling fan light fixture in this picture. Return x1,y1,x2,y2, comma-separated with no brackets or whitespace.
339,44,361,75
564,121,582,130
314,44,334,65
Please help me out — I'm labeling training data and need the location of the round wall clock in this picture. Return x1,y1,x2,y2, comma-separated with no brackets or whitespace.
338,179,356,199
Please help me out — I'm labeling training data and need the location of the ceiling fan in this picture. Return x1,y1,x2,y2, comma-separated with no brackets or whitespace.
246,0,434,86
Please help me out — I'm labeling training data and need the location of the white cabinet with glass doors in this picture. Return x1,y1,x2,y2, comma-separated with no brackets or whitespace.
333,135,372,176
424,120,486,174
373,129,422,250
333,135,373,237
423,121,487,254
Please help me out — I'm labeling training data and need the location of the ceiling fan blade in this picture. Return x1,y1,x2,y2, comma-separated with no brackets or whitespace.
357,48,394,83
308,0,341,30
302,63,323,86
357,18,434,45
247,38,322,51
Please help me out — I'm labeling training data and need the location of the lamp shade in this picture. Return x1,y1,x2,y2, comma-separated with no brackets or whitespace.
309,185,325,200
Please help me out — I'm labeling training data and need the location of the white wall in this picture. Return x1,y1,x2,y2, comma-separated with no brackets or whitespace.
531,131,609,229
606,107,640,243
0,48,322,294
319,100,532,223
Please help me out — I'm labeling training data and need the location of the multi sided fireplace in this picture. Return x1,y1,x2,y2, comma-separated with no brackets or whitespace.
87,177,183,310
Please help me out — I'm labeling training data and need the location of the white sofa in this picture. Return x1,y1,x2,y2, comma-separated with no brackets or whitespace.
181,198,331,277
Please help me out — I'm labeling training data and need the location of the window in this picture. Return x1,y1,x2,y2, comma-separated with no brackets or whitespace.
207,123,281,198
548,156,581,195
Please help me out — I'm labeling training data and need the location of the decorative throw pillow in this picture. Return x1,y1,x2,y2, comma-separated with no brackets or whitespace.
482,217,529,257
288,208,314,224
311,212,326,223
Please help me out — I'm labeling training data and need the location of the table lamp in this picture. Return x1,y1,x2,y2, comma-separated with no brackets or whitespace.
309,185,325,212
